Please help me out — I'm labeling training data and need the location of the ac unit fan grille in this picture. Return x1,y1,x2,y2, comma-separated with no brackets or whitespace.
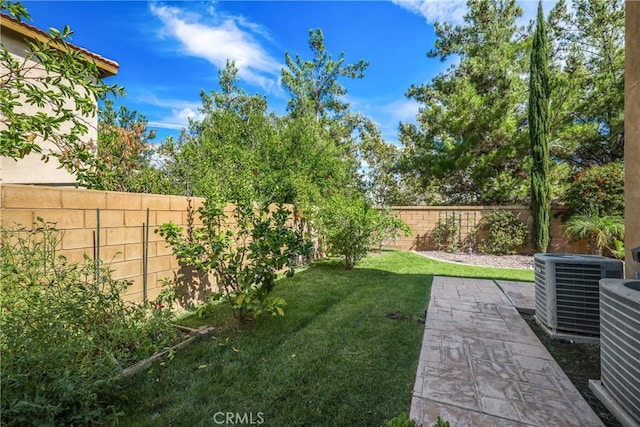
553,261,602,335
534,258,549,326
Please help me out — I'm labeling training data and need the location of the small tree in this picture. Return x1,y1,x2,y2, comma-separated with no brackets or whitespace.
313,195,378,270
370,208,411,252
528,0,551,253
157,199,311,322
563,162,624,217
0,1,123,163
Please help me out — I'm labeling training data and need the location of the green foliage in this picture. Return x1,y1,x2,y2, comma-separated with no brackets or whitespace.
0,0,124,161
399,0,530,205
548,0,624,167
563,162,624,217
371,208,412,251
529,1,551,253
74,99,168,192
313,195,381,269
564,210,624,256
431,214,462,253
157,199,311,322
478,210,528,255
386,411,417,427
0,220,177,426
282,28,368,120
159,60,360,208
433,416,451,427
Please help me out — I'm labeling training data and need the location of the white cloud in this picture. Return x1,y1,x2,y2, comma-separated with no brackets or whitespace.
390,0,562,26
390,0,468,25
150,3,282,92
148,107,204,130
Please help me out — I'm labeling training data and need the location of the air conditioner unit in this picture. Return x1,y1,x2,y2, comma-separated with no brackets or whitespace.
534,253,623,338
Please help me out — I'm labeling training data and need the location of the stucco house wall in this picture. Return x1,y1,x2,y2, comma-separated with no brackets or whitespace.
0,14,119,187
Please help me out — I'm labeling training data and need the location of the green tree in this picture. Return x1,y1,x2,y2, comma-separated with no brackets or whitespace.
313,195,379,270
398,0,531,205
529,1,551,253
0,1,123,161
77,100,168,192
166,61,272,200
547,0,624,167
282,28,368,120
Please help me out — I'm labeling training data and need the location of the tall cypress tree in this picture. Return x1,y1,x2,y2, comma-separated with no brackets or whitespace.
529,1,551,253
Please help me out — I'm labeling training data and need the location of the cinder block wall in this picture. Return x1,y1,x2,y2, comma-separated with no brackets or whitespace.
0,184,211,303
382,205,586,254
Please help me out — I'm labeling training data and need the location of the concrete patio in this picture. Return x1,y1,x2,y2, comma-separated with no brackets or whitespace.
410,276,604,426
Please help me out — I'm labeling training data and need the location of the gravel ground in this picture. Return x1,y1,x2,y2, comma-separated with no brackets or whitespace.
417,250,535,270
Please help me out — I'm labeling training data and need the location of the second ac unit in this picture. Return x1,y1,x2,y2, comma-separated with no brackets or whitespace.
534,253,623,337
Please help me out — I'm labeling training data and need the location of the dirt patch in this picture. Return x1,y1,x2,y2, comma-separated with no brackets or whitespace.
521,313,621,427
386,311,425,324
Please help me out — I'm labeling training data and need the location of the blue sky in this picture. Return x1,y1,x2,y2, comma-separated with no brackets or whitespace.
20,1,549,145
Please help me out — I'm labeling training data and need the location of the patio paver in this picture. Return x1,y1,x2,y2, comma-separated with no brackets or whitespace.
495,280,536,313
410,276,603,427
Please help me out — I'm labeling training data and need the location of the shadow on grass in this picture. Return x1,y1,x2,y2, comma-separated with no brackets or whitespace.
109,250,533,426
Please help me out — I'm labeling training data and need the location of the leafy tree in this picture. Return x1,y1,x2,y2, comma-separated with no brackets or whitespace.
166,61,273,200
547,0,624,168
358,117,432,206
157,199,311,322
563,161,624,217
77,100,168,192
0,1,123,162
398,0,531,205
313,195,379,270
529,1,551,253
282,28,368,120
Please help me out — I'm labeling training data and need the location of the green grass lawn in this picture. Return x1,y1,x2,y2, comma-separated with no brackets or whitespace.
113,250,533,426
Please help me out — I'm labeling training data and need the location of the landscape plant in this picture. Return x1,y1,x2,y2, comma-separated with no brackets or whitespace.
529,0,551,253
564,210,624,257
313,195,385,269
157,199,311,322
370,208,412,252
477,210,528,255
0,1,124,162
431,214,462,253
563,161,624,217
0,220,177,426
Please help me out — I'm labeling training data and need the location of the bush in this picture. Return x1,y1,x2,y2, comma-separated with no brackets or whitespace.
313,195,381,269
477,210,528,255
157,199,311,322
564,210,624,257
563,162,624,217
1,220,177,426
371,208,412,252
431,214,462,253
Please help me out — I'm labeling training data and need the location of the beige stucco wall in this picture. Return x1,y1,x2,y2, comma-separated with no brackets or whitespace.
0,30,97,186
381,205,587,254
0,184,211,304
625,1,640,278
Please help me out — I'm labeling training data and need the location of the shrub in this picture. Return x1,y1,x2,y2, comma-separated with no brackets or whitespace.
431,214,462,253
157,199,311,322
371,208,412,252
564,210,624,257
386,411,417,427
1,220,177,426
563,162,624,217
313,195,381,269
477,210,528,255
